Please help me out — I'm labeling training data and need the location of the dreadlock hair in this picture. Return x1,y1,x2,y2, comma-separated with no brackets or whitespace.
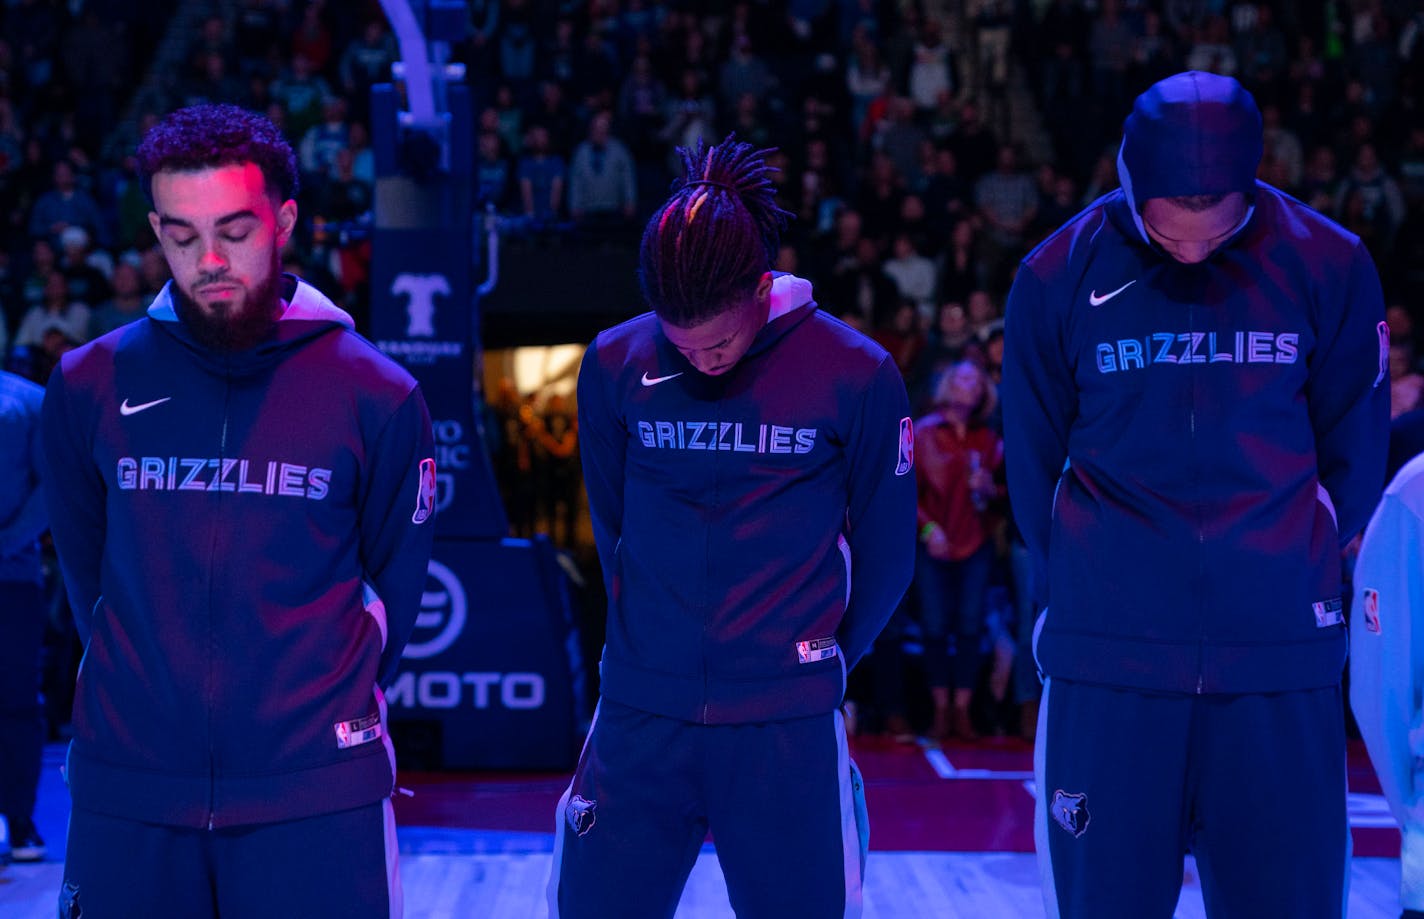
639,136,793,328
137,104,299,204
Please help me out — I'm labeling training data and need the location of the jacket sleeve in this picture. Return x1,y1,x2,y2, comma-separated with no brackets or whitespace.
576,338,626,597
837,354,917,669
360,385,437,687
1349,477,1424,910
0,384,47,557
40,361,106,644
1311,242,1390,543
1001,262,1076,603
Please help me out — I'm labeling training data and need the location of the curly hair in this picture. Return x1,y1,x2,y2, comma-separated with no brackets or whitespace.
137,104,298,203
638,136,793,328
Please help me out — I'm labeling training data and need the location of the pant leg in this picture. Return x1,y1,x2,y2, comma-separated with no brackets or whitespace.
548,699,707,919
706,710,864,919
1191,686,1347,919
211,801,397,919
914,545,952,689
1009,541,1042,705
60,807,217,919
1036,678,1191,919
0,579,45,827
949,544,993,691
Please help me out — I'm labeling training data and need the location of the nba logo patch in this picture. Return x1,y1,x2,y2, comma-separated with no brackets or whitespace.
412,457,437,523
1363,588,1381,634
895,416,914,476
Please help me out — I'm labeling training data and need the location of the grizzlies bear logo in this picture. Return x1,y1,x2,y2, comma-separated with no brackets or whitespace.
566,794,597,837
1050,789,1091,838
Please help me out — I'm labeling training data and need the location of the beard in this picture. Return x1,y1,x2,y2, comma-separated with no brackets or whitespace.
172,251,283,352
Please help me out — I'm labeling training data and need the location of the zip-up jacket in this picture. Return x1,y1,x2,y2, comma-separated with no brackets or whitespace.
0,369,46,584
41,275,436,828
1350,454,1424,911
1002,72,1390,694
578,274,917,724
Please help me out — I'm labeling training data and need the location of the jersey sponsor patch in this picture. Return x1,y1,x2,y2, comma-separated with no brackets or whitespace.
1362,588,1381,634
413,457,437,523
796,636,839,664
1313,597,1344,628
1050,790,1090,838
1376,321,1390,389
895,416,914,476
334,713,383,750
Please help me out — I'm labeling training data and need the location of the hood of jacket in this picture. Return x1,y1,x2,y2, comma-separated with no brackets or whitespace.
1116,71,1262,247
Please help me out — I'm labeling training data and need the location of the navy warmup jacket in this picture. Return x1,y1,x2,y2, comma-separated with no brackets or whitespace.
41,275,436,828
1002,73,1390,695
578,274,917,724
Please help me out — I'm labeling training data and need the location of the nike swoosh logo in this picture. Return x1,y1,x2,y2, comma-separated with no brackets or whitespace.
1088,280,1136,307
119,397,172,416
641,372,684,387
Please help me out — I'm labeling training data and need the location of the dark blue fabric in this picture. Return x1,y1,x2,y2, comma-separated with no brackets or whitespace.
552,699,854,918
0,579,44,826
913,541,993,690
61,802,391,919
1120,71,1263,205
1040,680,1346,918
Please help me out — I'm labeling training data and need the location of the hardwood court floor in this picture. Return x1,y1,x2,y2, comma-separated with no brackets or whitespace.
0,741,1407,918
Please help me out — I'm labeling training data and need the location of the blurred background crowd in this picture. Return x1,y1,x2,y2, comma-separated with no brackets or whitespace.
3,0,1423,748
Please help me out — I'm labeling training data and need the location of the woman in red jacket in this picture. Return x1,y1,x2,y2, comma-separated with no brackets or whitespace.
914,359,1002,741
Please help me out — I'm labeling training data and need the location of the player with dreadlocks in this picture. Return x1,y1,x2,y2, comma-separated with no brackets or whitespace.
547,136,916,917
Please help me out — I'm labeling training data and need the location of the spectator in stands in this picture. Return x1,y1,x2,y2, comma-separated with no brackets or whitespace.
298,97,350,186
975,144,1038,285
907,17,958,119
1334,143,1406,251
15,271,87,349
846,28,891,138
1392,337,1424,419
339,20,397,121
28,159,106,250
475,130,514,212
271,53,332,139
914,360,1002,743
519,123,566,225
568,111,636,227
88,260,149,339
882,231,936,319
56,226,109,308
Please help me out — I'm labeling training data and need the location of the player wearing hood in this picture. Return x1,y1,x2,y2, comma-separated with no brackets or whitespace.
41,105,436,918
1003,72,1389,917
547,137,916,918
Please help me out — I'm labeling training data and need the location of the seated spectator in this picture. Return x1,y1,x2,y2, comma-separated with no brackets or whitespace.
28,159,106,249
315,147,372,224
568,111,636,226
1392,338,1424,419
475,130,515,212
271,53,332,138
882,231,937,320
15,272,88,349
57,226,111,308
871,297,926,377
518,124,566,224
88,261,151,338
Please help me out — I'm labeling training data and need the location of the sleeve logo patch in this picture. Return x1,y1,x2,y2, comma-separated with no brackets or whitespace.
895,416,914,476
1376,321,1390,389
413,457,437,523
1362,588,1381,634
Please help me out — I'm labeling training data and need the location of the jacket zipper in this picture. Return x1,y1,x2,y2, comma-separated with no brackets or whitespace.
701,404,719,724
1189,304,1207,694
207,372,232,829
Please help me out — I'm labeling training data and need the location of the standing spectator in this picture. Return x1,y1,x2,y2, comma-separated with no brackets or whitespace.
57,226,110,309
43,103,435,918
881,231,937,319
1004,71,1388,919
298,96,350,186
1334,142,1406,251
270,54,333,139
338,20,397,121
0,368,46,862
519,123,566,224
569,111,637,227
914,360,1001,743
28,160,106,250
